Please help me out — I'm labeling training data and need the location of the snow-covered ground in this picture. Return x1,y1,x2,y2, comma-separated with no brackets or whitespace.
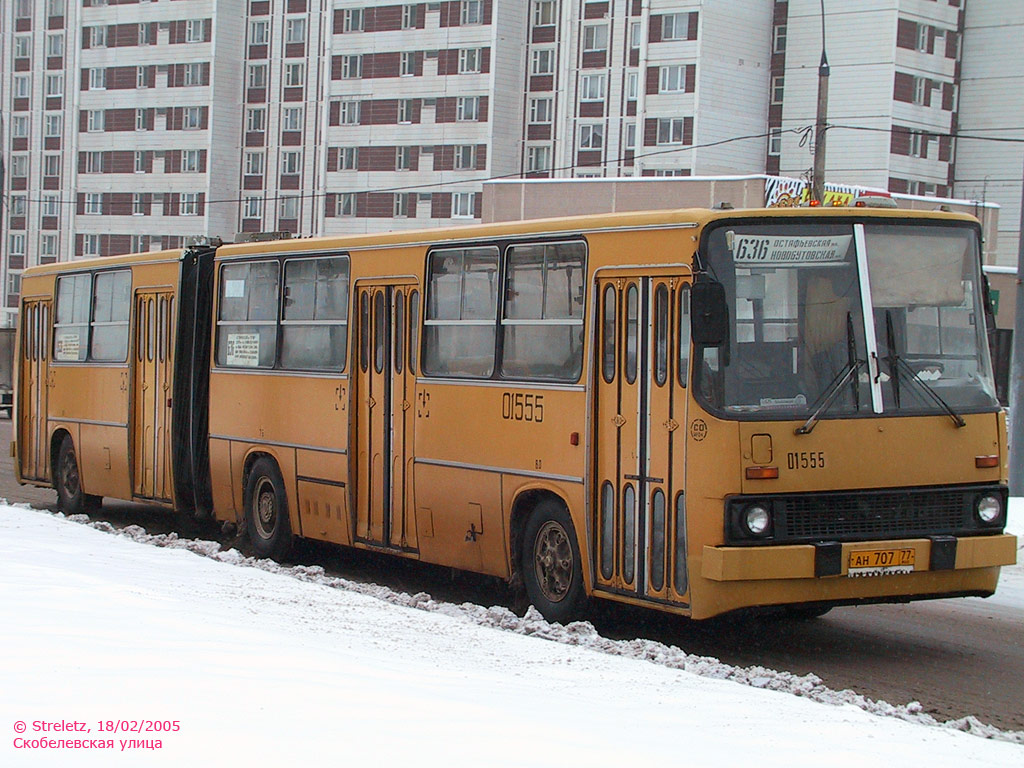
1,501,1022,767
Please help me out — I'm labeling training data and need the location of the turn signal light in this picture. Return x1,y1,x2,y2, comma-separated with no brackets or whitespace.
745,466,779,480
975,455,999,469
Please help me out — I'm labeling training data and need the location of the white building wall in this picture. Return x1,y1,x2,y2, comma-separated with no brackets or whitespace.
954,0,1024,268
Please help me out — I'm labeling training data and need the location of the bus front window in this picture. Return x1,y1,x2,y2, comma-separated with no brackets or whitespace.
697,220,998,420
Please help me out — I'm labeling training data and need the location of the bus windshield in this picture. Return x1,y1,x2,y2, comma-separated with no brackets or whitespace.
697,220,999,420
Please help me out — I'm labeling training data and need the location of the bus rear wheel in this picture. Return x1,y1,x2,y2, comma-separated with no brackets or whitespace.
521,500,586,623
244,457,293,561
55,435,101,515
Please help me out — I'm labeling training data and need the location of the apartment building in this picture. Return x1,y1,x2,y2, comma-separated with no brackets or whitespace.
2,0,1021,321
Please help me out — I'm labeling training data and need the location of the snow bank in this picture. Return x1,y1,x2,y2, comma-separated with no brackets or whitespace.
1,504,1021,766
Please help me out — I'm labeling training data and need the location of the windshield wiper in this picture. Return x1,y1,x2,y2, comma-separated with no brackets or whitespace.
884,310,965,428
796,313,863,435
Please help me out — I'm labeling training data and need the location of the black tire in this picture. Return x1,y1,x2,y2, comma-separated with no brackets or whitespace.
55,435,101,515
521,500,586,623
244,457,293,561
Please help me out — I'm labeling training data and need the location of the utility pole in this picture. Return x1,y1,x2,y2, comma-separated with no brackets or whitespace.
1008,157,1024,494
811,0,830,203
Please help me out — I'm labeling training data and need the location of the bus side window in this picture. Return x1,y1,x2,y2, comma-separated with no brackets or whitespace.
90,270,131,362
216,261,279,368
280,256,349,371
54,274,90,362
678,285,691,387
408,290,420,375
602,284,616,384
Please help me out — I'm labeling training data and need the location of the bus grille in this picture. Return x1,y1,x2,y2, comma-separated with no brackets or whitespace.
726,485,1006,544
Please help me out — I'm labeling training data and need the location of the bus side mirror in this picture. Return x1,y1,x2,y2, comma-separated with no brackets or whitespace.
691,281,728,346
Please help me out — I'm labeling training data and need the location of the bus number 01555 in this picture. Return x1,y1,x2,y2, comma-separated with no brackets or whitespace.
502,392,544,423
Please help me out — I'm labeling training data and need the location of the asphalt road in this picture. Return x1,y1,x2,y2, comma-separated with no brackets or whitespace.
2,417,1021,732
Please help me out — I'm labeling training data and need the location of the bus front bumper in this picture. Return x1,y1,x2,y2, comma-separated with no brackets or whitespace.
702,533,1017,582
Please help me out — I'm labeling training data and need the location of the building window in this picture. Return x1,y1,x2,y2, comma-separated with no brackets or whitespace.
245,152,264,176
14,0,33,17
394,193,410,218
579,124,604,150
9,235,26,258
47,33,64,57
10,156,28,177
457,96,480,121
402,5,418,29
768,129,781,156
137,66,150,89
186,20,205,43
626,71,639,100
132,193,146,216
183,106,203,129
248,64,268,88
181,193,200,216
250,19,269,45
583,24,608,52
91,26,107,48
396,147,412,171
286,17,307,43
337,147,358,170
340,56,361,79
10,197,27,217
455,145,477,170
773,25,786,54
83,235,101,257
11,116,29,139
135,108,148,131
343,8,363,32
47,0,65,16
657,117,686,145
282,106,303,132
183,63,203,86
13,75,30,99
534,0,555,26
337,193,356,217
771,76,784,105
40,235,59,258
909,131,927,158
87,110,106,132
624,122,637,149
531,49,555,75
243,197,263,219
247,107,266,132
44,114,62,137
529,97,553,124
579,73,606,101
138,22,151,45
339,100,361,125
281,151,302,176
13,36,30,58
461,0,482,25
88,68,106,90
44,155,61,177
527,146,551,172
84,152,103,173
280,197,299,219
630,21,642,49
182,149,201,172
659,65,686,93
398,52,413,76
398,99,415,123
451,192,476,218
131,235,148,253
459,48,482,74
285,62,305,87
84,193,103,215
917,23,929,53
662,13,689,41
913,76,929,105
134,151,146,173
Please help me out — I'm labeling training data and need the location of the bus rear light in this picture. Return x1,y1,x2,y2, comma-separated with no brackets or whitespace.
570,432,579,446
745,466,779,480
975,455,999,468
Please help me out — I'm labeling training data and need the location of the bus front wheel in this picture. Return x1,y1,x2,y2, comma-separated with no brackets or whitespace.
55,435,101,515
244,457,293,561
521,500,586,623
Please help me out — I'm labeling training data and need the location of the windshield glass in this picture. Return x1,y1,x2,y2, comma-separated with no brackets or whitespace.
696,219,998,420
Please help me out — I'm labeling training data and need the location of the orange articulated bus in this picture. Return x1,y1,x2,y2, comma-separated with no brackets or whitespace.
14,206,1018,620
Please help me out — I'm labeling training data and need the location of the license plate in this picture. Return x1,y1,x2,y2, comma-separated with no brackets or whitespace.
847,548,915,577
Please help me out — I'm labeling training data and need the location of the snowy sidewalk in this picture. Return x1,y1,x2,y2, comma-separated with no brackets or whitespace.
1,504,1021,767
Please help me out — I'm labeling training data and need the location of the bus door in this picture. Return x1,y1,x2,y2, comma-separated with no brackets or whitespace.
19,299,51,481
593,273,689,603
132,290,174,501
354,281,419,551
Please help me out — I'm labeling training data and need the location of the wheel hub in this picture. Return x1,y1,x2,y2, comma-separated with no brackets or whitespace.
533,520,573,603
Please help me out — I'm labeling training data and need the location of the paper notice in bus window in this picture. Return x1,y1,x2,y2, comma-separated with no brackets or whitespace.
54,333,80,361
226,333,260,367
224,279,246,299
731,234,852,266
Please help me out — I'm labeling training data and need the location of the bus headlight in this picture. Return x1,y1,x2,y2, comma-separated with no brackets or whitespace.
975,494,1003,525
743,504,772,537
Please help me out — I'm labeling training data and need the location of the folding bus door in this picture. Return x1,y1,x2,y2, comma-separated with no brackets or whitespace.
19,299,51,481
593,273,690,604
